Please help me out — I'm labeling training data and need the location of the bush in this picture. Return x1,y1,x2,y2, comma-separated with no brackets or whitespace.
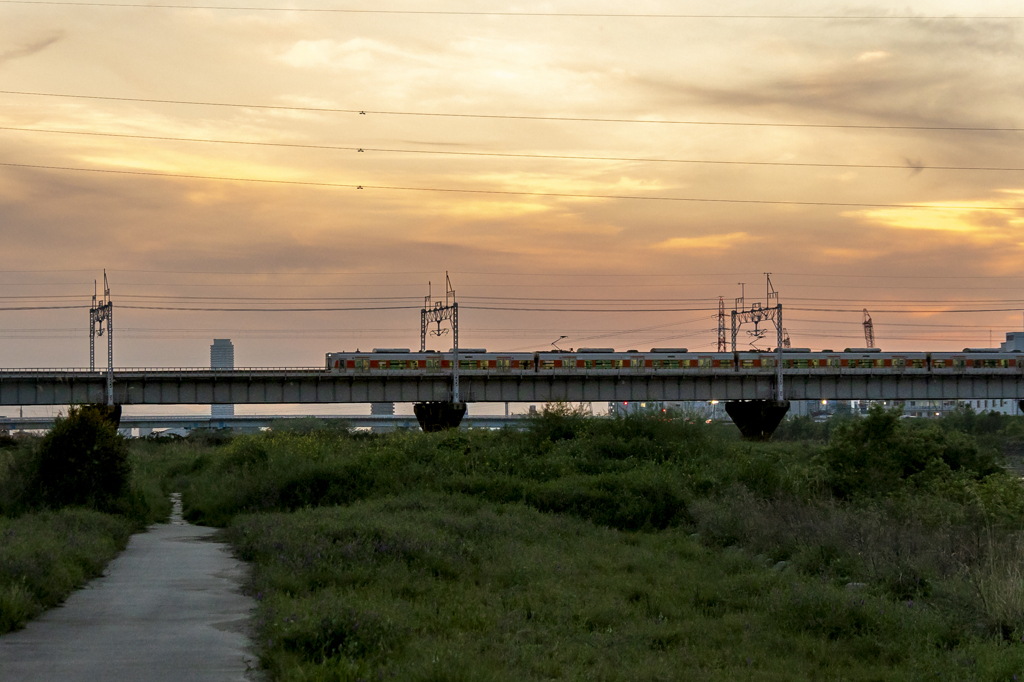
823,405,999,499
35,405,132,514
0,443,41,516
269,417,352,435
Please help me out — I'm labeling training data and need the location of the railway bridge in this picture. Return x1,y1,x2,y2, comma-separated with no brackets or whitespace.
3,366,1023,438
2,366,1022,405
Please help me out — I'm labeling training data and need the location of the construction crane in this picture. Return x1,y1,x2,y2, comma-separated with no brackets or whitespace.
862,309,875,347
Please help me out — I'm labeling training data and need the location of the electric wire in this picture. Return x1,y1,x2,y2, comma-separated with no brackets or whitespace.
3,161,1021,211
2,91,1021,133
0,268,1003,280
2,125,1020,173
0,3,1017,19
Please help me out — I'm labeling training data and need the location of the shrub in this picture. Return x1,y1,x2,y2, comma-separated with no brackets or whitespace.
823,405,999,499
525,402,591,445
525,471,691,531
268,417,352,435
0,443,41,516
35,405,131,513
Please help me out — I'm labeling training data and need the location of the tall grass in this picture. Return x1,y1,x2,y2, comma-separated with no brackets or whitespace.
0,509,134,633
155,406,1024,680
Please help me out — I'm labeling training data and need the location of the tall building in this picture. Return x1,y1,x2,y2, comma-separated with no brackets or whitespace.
211,339,234,418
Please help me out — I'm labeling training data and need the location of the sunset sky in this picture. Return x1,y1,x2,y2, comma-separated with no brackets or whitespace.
3,0,1024,379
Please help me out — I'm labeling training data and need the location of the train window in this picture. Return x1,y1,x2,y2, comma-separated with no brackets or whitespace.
741,359,755,369
497,358,511,370
826,357,840,368
719,359,733,369
698,357,712,368
953,358,966,369
354,359,370,371
426,359,441,370
909,358,925,369
541,359,555,370
893,357,906,368
932,359,946,369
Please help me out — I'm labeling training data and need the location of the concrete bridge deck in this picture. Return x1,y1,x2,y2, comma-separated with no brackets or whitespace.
1,367,1022,405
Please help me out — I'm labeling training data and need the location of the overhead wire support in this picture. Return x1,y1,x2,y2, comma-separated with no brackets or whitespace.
89,270,114,405
731,274,784,401
421,273,460,404
717,297,727,352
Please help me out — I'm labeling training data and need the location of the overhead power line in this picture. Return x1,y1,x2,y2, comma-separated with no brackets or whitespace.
0,305,89,310
2,91,1021,133
83,269,1024,280
120,304,421,311
0,2,1018,19
4,125,1022,173
3,161,1022,211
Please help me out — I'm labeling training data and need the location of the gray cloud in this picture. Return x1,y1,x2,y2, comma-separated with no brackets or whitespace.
0,32,65,66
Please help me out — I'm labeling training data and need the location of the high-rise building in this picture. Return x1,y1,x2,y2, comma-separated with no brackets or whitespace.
211,339,234,418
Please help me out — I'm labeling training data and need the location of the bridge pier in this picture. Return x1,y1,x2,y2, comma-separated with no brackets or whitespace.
413,401,467,432
725,400,790,441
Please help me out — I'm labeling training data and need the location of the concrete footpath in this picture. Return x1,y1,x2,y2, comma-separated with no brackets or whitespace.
0,494,260,681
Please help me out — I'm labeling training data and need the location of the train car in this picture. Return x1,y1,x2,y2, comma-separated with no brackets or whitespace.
534,348,642,375
325,348,1024,379
326,349,536,376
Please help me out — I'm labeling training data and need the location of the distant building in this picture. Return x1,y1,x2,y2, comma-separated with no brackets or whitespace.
211,339,234,418
1001,332,1024,352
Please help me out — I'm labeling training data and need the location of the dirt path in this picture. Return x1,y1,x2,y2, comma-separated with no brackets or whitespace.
0,494,259,681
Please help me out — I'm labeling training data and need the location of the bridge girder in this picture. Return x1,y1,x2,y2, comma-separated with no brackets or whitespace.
0,370,1022,405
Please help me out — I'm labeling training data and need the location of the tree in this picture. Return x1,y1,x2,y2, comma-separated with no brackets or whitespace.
35,405,131,512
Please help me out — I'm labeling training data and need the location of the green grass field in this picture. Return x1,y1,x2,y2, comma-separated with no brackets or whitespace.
4,405,1024,678
157,406,1024,681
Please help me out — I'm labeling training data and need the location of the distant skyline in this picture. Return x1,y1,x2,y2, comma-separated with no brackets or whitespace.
3,0,1024,368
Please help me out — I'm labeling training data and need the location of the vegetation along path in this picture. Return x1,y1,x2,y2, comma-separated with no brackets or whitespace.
0,494,259,682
